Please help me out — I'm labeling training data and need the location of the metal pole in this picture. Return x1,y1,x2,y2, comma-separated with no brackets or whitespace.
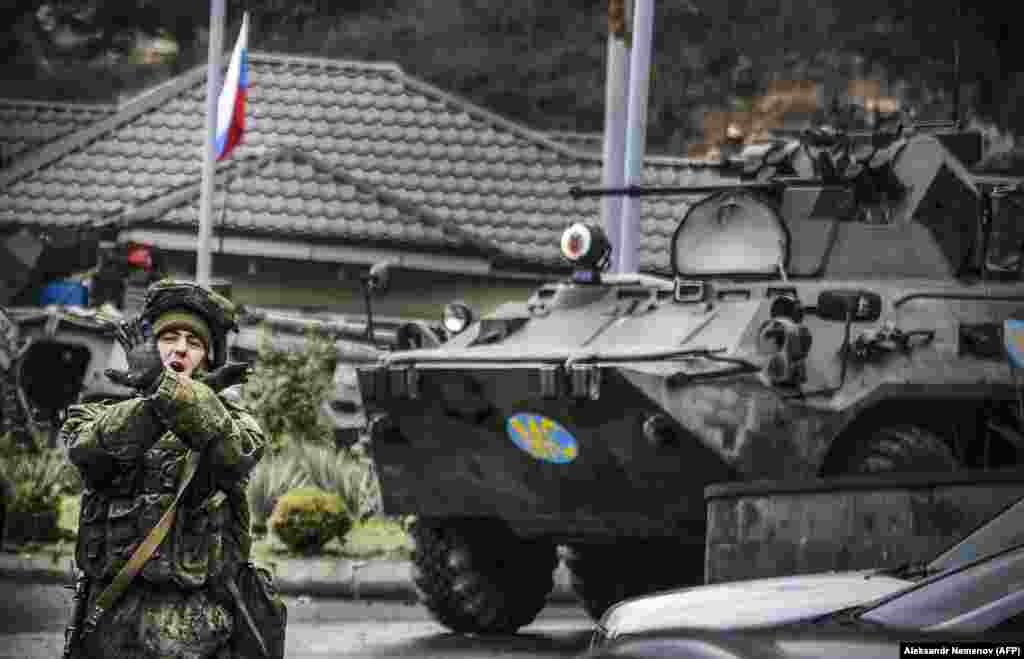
602,0,631,273
618,0,654,275
197,0,226,287
951,0,962,127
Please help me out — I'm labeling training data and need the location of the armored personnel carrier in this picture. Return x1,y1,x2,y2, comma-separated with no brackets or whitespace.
350,123,1024,631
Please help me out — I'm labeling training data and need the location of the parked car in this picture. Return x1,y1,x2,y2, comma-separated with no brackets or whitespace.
809,542,1024,634
589,629,1023,659
594,494,1024,646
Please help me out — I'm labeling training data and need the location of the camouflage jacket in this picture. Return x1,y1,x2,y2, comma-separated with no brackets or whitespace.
62,369,265,589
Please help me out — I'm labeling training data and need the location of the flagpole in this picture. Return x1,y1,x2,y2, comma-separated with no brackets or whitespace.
197,0,226,287
602,0,631,274
618,0,654,275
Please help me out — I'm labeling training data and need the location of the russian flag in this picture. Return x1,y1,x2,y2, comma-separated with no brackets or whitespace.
215,12,248,161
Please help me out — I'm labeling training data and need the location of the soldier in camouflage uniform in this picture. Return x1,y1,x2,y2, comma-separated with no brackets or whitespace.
61,280,266,659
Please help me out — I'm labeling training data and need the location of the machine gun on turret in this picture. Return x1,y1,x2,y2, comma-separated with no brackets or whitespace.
573,117,984,226
568,118,1008,284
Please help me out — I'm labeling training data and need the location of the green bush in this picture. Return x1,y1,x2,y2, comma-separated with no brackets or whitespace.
247,440,383,541
269,486,353,555
293,442,382,522
240,328,337,454
247,449,311,534
0,436,66,515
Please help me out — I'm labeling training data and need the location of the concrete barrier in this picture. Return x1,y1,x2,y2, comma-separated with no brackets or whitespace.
704,467,1024,584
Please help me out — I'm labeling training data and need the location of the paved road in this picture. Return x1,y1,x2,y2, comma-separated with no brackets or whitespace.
0,578,595,659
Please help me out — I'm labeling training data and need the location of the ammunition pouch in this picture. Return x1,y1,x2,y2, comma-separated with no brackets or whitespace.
75,490,107,579
170,490,226,589
141,446,189,494
106,458,138,495
106,495,145,573
83,486,227,586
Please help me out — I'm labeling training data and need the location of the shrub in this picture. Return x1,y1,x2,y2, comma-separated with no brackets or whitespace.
0,438,66,515
240,328,337,454
247,450,310,534
292,442,382,522
269,486,353,555
0,436,67,543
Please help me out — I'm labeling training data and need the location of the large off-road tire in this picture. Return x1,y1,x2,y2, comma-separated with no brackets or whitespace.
410,518,558,634
567,539,704,621
844,425,961,474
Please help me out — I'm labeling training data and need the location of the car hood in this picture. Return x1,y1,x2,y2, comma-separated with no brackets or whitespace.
601,571,912,637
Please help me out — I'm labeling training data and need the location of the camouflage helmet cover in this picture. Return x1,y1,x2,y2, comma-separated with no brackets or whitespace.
140,279,237,369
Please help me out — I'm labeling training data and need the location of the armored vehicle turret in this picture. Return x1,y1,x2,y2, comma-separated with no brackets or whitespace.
347,123,1024,632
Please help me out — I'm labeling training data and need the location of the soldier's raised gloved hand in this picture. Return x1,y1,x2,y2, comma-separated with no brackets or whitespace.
199,360,252,392
105,318,165,393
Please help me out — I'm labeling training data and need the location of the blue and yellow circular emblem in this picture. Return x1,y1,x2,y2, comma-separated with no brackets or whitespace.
1006,319,1024,369
506,413,578,464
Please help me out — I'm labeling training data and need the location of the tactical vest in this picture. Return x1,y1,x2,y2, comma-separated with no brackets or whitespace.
77,431,227,588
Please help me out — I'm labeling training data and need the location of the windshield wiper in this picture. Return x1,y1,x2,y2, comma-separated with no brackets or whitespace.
877,560,932,580
811,605,887,631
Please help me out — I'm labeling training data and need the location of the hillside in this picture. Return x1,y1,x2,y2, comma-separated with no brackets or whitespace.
1,1,1018,160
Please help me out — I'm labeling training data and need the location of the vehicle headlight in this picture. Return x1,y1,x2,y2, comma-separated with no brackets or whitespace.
757,317,812,386
560,222,611,269
442,301,475,335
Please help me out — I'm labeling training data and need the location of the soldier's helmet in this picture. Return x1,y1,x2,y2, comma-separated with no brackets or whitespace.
139,280,238,370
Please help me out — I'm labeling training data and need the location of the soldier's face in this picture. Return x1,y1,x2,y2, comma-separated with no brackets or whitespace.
157,329,208,379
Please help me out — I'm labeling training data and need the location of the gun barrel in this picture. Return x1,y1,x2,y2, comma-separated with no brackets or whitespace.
568,178,834,199
568,182,779,199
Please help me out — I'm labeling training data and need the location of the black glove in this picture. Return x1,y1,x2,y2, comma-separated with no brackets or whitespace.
198,361,252,392
105,319,164,393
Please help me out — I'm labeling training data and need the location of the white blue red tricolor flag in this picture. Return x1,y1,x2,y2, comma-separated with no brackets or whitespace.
215,12,248,161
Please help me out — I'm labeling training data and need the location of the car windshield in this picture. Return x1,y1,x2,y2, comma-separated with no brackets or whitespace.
859,544,1024,631
925,496,1024,575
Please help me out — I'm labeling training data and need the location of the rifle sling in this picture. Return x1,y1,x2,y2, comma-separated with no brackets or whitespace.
83,449,201,633
225,572,271,659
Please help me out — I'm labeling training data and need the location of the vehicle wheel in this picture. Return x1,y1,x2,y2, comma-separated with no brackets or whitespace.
410,518,557,634
844,425,961,474
566,539,704,621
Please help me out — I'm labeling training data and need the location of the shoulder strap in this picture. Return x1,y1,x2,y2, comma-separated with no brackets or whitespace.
225,574,271,658
82,449,201,633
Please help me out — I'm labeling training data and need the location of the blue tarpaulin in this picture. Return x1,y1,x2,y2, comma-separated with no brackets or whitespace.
39,279,88,306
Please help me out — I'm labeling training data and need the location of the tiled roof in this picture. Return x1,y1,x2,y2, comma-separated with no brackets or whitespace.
0,100,117,166
0,52,732,274
542,131,676,158
117,146,498,257
543,131,604,154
